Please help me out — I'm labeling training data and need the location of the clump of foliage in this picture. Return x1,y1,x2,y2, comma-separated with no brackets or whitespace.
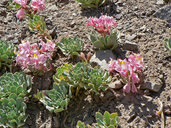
57,37,85,59
0,40,15,69
28,14,51,40
87,15,119,50
0,96,27,128
76,0,106,8
164,38,171,55
0,72,31,128
0,72,32,99
36,80,71,113
53,62,111,96
77,111,119,128
89,29,119,50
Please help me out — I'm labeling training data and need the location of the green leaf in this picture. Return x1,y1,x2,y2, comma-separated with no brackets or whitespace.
9,93,17,100
10,86,16,93
16,86,23,94
1,54,8,61
93,41,105,49
54,108,64,113
77,120,86,128
107,126,115,128
96,112,104,125
104,111,110,125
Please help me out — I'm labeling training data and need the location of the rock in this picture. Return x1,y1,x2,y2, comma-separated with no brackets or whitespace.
69,21,76,28
48,5,58,11
114,14,122,20
122,40,138,51
84,117,94,125
108,80,123,89
53,116,60,127
140,81,163,92
125,34,137,41
49,26,58,37
153,5,171,26
0,0,8,5
42,78,51,90
156,0,164,5
90,50,116,70
127,112,137,122
0,8,7,17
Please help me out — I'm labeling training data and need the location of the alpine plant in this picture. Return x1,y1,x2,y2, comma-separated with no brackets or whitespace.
14,38,55,75
108,53,144,93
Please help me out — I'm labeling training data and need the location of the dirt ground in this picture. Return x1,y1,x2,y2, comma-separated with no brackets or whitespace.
0,0,171,127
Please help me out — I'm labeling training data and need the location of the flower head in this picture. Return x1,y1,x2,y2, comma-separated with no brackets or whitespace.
31,0,45,12
87,15,117,36
15,39,55,74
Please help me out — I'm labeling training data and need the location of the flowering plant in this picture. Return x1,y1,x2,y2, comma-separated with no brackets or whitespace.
108,53,144,93
8,0,52,39
14,38,55,75
164,38,171,55
87,15,119,50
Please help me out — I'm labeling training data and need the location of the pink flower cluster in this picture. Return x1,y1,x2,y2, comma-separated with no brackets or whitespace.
87,15,117,36
13,0,45,19
108,53,144,93
15,38,55,73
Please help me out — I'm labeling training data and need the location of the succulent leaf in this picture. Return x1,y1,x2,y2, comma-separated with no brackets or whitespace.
164,38,171,54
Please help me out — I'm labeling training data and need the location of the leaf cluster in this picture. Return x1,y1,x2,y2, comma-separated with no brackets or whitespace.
164,38,171,55
0,40,16,69
57,37,85,58
0,72,32,128
76,0,106,8
0,72,32,99
27,14,47,34
53,62,111,95
77,111,119,128
88,30,119,50
37,80,71,113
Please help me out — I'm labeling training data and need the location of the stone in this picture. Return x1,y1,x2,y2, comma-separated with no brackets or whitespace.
125,34,137,41
0,8,7,16
153,5,171,26
122,40,138,51
84,117,94,125
140,81,163,92
69,21,76,28
53,116,60,127
48,5,58,11
90,50,116,70
156,0,164,5
108,80,123,89
42,78,51,90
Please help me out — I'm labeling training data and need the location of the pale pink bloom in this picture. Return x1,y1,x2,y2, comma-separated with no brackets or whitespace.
108,58,116,73
128,53,144,72
13,0,27,7
31,43,38,49
16,8,26,19
131,73,139,92
114,59,129,77
31,0,45,11
123,79,131,93
39,38,55,52
87,15,117,35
